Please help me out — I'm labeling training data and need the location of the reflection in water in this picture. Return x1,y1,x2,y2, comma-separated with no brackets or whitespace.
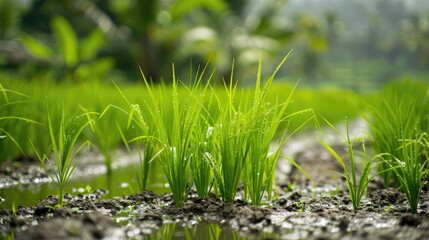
0,163,168,210
149,223,278,240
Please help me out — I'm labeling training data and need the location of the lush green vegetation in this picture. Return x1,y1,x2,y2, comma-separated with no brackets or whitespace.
365,80,429,213
2,0,429,89
313,79,429,212
31,105,93,206
2,0,429,218
1,70,429,212
0,64,360,206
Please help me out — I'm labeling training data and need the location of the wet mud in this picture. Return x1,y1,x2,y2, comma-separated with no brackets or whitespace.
2,181,429,240
1,127,429,239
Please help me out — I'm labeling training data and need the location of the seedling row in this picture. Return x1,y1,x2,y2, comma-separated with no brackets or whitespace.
0,62,428,213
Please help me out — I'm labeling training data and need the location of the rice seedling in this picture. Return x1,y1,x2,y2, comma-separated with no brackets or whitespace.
80,84,125,178
140,65,212,207
187,66,217,198
189,119,215,198
365,80,428,187
241,53,314,205
31,104,93,205
117,119,162,193
386,133,428,213
319,118,383,210
101,83,163,193
203,62,252,203
202,54,309,204
0,84,40,163
81,106,117,177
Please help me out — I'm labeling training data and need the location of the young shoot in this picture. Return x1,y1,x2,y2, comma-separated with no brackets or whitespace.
136,64,210,207
31,105,93,206
117,121,163,193
203,61,251,203
188,64,216,198
80,94,122,178
364,80,428,187
387,133,428,213
319,117,381,210
242,52,314,205
0,84,40,163
103,83,163,193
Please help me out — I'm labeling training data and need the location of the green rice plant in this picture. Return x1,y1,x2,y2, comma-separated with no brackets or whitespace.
140,65,211,207
102,83,163,193
365,80,428,187
386,133,428,213
203,63,251,203
31,105,93,205
319,118,383,210
203,53,314,205
0,84,40,163
81,105,117,177
23,83,77,162
191,119,215,197
241,53,314,205
188,76,217,197
117,120,162,193
80,85,125,178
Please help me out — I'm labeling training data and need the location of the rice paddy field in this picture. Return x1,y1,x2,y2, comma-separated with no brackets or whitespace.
1,65,429,239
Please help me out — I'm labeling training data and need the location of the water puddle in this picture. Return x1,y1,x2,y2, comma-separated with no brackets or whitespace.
144,223,279,240
0,165,169,210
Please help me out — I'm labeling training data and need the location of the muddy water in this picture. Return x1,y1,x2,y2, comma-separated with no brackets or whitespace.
0,148,174,210
147,223,279,239
0,163,169,210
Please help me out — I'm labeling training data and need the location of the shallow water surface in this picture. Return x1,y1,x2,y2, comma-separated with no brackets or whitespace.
0,165,168,210
147,223,279,240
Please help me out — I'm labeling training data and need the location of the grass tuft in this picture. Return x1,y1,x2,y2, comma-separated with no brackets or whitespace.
31,104,93,205
320,117,382,210
386,133,428,213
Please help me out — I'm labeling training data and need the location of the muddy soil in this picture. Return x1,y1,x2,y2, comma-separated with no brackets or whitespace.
1,125,429,239
2,178,429,240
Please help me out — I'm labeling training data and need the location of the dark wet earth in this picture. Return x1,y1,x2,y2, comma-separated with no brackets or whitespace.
1,126,429,239
3,182,429,240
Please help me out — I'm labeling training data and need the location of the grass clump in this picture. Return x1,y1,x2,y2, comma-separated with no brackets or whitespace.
0,84,40,163
205,52,312,204
104,83,161,193
80,85,125,178
364,79,429,213
320,118,381,210
386,133,428,213
135,65,213,207
243,54,314,205
204,83,251,203
365,80,428,187
187,67,217,198
31,104,93,205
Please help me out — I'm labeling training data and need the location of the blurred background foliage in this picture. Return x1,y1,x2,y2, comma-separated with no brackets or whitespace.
0,0,428,89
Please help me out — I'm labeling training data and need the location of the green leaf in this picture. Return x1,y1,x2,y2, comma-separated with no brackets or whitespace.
170,0,225,19
51,16,79,67
80,29,104,61
20,34,54,59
